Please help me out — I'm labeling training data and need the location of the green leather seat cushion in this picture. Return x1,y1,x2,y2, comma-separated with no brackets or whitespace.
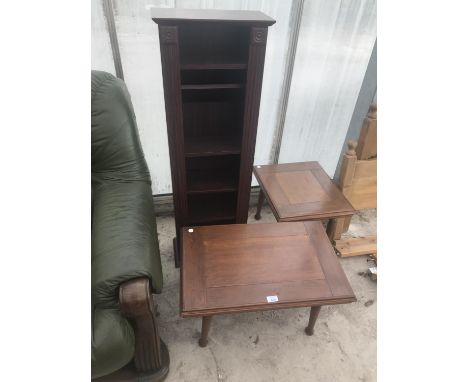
92,308,135,378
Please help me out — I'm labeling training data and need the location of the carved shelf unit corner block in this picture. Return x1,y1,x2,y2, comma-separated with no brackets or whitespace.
152,9,275,267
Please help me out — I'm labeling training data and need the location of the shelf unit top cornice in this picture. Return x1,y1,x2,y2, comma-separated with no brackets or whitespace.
152,8,276,26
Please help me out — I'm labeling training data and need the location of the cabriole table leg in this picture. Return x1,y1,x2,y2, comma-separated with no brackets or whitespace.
198,316,212,347
305,306,321,336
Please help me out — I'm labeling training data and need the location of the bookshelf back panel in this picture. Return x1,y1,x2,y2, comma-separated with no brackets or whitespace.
181,69,246,85
187,193,238,225
186,155,240,194
182,89,244,140
179,23,250,65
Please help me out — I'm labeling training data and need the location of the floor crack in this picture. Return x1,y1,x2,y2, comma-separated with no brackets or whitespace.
337,341,348,358
209,347,222,382
159,294,177,315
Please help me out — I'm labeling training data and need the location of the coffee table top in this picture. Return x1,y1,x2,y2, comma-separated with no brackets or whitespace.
181,221,355,317
253,161,355,222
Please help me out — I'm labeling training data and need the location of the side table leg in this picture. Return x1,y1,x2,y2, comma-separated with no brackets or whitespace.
198,316,212,347
255,189,265,220
305,306,321,336
326,218,343,243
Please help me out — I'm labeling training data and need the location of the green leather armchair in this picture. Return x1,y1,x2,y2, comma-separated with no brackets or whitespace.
91,71,169,381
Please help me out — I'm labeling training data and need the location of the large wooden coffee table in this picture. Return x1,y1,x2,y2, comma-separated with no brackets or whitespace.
253,162,355,240
181,221,356,347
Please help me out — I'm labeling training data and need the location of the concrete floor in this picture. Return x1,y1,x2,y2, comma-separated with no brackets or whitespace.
155,206,376,382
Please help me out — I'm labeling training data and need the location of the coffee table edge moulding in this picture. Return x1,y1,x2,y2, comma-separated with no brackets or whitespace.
180,296,357,318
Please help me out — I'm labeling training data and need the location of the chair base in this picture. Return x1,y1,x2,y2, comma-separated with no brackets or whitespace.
93,340,170,382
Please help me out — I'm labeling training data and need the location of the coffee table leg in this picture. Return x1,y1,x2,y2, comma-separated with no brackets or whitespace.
198,316,212,347
255,189,265,220
305,306,321,336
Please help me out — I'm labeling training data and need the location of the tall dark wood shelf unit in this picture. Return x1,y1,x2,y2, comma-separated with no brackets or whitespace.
152,9,275,267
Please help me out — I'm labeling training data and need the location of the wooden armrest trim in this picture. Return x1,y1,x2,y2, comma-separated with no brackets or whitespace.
119,278,162,372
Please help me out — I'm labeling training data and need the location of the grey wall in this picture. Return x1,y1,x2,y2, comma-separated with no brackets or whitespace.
333,40,377,181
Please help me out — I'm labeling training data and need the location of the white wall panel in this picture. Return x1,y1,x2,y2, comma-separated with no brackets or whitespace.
278,0,377,177
112,0,174,194
91,0,115,74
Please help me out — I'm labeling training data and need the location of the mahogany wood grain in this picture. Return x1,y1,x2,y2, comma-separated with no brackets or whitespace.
181,221,356,318
180,63,247,70
186,169,237,194
181,83,244,90
303,222,355,297
253,162,355,222
254,188,265,220
235,27,269,223
151,8,275,25
305,306,321,336
198,316,212,347
184,135,241,157
157,24,186,268
326,217,346,241
153,10,275,267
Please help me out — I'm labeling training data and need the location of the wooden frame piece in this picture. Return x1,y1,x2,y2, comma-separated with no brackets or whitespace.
94,278,169,381
120,278,163,372
334,236,377,258
328,104,377,241
356,103,377,160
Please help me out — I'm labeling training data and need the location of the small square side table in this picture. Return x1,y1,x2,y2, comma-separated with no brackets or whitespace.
181,221,356,347
253,161,355,240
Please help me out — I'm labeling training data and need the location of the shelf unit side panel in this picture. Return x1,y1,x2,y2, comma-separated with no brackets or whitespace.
236,27,269,222
158,25,188,236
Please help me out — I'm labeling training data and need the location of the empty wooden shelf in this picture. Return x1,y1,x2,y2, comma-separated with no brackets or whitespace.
181,83,244,90
180,63,247,70
186,169,238,194
153,9,275,267
184,135,241,157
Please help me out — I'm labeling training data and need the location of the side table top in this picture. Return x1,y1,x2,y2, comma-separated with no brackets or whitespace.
253,161,355,222
181,221,356,317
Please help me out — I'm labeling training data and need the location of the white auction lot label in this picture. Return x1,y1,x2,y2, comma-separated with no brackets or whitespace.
266,295,279,303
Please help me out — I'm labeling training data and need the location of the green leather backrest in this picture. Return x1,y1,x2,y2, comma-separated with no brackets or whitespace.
91,70,151,186
91,70,163,300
